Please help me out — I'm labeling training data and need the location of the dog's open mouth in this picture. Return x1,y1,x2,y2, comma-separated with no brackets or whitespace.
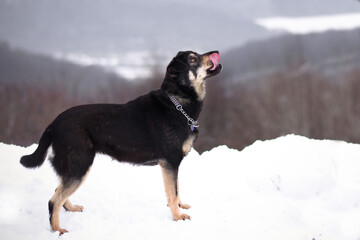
209,52,220,71
207,52,222,76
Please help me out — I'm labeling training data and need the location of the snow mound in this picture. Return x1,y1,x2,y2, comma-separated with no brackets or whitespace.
0,135,359,240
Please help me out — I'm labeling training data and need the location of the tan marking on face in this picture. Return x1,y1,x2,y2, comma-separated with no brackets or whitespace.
201,54,212,70
193,77,206,101
196,67,207,80
189,71,196,81
187,53,214,101
188,69,206,100
189,53,197,58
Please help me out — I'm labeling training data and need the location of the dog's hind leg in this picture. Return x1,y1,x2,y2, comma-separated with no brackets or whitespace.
49,133,95,234
48,181,83,235
63,199,84,212
52,189,84,212
49,165,92,235
63,166,92,212
160,164,191,221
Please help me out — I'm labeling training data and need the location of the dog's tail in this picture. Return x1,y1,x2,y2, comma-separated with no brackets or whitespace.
20,128,52,168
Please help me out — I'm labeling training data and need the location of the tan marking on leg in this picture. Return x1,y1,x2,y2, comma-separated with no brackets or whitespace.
49,183,81,234
177,176,191,209
63,199,84,212
160,165,191,221
50,167,92,234
63,166,92,212
182,135,195,156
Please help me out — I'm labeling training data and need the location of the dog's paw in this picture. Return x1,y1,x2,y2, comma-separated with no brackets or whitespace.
179,203,191,209
65,204,84,212
173,213,191,221
55,228,68,236
71,205,84,212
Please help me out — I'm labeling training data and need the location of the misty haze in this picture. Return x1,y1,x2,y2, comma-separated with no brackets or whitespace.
1,0,360,150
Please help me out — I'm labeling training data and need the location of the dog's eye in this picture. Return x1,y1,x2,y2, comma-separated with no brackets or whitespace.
190,58,197,63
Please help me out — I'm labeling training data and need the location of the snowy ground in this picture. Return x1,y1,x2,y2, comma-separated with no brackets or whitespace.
0,135,359,240
256,13,360,34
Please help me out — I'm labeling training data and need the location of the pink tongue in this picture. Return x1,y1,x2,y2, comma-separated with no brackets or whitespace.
209,53,220,70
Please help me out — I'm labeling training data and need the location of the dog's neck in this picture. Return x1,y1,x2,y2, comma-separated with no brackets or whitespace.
168,94,190,105
161,79,206,104
168,95,199,131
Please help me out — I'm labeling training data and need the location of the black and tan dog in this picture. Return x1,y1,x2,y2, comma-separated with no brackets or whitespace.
20,50,222,234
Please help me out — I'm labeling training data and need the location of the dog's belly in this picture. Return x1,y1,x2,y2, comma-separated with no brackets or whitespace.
95,140,162,165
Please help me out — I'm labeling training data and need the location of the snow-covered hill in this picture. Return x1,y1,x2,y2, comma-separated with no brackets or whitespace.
0,135,359,240
256,13,360,34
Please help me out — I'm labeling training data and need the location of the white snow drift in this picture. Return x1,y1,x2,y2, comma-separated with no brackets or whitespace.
0,135,359,240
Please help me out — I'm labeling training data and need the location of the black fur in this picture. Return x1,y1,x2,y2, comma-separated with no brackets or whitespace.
20,128,52,168
20,51,222,183
48,201,54,224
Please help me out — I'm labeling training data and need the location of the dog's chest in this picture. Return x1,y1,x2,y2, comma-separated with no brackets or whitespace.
182,133,197,156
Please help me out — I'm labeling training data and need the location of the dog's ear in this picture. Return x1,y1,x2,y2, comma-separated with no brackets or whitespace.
167,58,187,74
166,58,187,80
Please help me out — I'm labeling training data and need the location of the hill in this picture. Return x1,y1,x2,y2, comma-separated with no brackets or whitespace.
222,28,360,83
0,42,129,98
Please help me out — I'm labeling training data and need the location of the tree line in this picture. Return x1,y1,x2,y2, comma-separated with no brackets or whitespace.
1,32,360,152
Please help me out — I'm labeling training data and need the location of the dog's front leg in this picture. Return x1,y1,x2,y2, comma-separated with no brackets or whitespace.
160,165,191,221
177,177,191,209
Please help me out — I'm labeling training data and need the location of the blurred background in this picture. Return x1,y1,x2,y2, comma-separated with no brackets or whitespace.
1,0,360,152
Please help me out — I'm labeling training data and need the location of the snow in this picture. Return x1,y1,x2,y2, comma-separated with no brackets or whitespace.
256,13,360,34
1,134,360,240
52,51,155,80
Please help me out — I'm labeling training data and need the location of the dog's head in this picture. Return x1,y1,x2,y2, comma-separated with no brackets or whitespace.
162,50,222,101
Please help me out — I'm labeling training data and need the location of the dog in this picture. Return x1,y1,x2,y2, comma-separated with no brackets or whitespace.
20,50,222,234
